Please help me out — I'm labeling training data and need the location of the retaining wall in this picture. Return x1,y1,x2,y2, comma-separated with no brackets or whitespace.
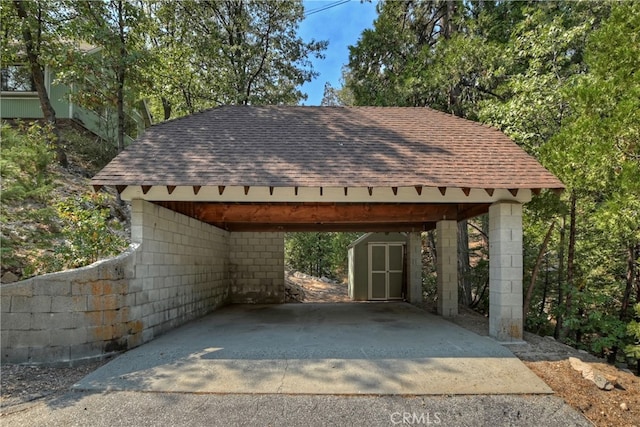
1,248,138,365
1,201,231,365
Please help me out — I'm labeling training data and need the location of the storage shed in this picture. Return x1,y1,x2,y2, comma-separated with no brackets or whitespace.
348,232,409,301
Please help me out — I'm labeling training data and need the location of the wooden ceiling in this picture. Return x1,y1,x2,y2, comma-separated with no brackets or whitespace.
154,202,491,232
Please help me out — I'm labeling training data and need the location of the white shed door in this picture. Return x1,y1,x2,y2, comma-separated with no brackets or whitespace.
368,243,404,300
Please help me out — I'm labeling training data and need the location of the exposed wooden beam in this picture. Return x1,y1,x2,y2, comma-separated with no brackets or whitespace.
415,186,422,195
193,203,458,225
438,187,447,196
462,187,471,197
344,187,348,196
93,185,103,193
244,186,250,195
509,188,519,197
368,187,373,196
532,188,542,196
485,188,495,197
215,222,437,233
295,187,299,196
167,185,176,195
193,185,201,195
269,186,274,196
457,203,491,221
141,185,152,195
116,185,127,194
218,186,225,195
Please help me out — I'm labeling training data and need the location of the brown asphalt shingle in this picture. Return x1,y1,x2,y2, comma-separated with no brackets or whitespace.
91,106,564,190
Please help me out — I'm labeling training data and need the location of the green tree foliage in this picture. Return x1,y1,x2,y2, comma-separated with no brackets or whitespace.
52,193,127,269
143,0,327,119
285,232,362,279
1,1,68,165
3,0,325,131
539,2,640,361
346,1,521,118
58,0,150,152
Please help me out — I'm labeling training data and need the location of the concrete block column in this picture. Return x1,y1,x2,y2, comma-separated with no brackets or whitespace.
489,201,523,341
437,220,458,316
406,232,422,303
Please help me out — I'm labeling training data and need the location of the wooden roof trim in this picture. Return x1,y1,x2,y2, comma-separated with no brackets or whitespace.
116,184,536,204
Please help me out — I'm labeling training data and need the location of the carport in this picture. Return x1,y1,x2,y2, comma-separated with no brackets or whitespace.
91,106,564,344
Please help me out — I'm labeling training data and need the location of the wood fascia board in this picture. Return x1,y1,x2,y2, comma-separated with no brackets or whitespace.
121,186,533,204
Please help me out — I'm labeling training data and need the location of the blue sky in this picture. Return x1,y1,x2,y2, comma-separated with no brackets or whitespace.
298,1,379,105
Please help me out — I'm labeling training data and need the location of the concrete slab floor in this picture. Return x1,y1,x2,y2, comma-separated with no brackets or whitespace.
74,303,552,395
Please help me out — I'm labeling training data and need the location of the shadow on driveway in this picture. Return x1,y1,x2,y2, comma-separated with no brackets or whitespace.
73,303,552,395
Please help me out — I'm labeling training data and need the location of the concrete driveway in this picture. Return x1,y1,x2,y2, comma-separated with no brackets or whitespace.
74,303,551,395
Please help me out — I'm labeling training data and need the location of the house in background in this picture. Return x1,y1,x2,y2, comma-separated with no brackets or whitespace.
0,47,151,144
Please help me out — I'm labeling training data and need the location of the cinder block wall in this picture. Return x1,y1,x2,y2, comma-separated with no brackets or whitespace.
1,200,231,365
129,200,230,343
1,248,137,365
228,232,285,303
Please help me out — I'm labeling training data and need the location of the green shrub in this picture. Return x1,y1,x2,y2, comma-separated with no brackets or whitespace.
53,193,127,268
625,303,640,374
0,122,56,202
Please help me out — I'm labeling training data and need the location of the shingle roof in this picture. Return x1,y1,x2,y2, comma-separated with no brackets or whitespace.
91,106,564,190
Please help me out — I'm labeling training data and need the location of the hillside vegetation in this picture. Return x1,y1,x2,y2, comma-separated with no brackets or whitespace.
0,121,129,282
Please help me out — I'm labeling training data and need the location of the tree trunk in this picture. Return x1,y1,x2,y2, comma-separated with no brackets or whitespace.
427,230,437,266
539,253,549,317
13,0,67,167
554,215,566,339
606,246,635,364
635,244,640,305
116,0,126,152
561,193,578,341
161,97,172,121
458,220,472,306
524,221,555,320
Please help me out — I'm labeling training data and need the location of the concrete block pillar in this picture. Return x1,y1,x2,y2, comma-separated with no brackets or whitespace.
437,220,458,316
406,232,422,303
489,201,523,341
